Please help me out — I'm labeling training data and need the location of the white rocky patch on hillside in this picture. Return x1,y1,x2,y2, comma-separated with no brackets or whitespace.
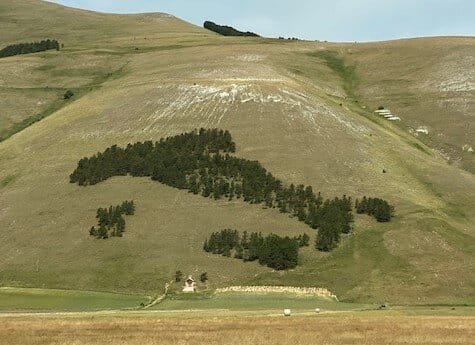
433,55,475,92
409,126,430,136
462,144,474,153
216,286,338,299
195,67,286,83
144,83,368,134
231,54,266,62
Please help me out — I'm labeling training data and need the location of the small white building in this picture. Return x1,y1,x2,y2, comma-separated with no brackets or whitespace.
183,276,196,293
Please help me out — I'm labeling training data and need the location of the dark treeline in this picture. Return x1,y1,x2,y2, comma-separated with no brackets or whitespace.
204,21,260,37
355,197,394,222
89,200,135,239
0,39,60,58
203,229,308,270
71,128,393,251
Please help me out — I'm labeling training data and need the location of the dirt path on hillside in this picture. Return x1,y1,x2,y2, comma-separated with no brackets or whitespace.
142,281,173,309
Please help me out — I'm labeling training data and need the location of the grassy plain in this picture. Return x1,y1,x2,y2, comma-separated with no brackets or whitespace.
0,311,473,345
0,287,361,313
155,291,367,312
0,287,149,312
0,0,474,306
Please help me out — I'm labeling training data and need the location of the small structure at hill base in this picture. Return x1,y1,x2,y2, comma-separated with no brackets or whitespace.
183,276,196,293
284,309,291,316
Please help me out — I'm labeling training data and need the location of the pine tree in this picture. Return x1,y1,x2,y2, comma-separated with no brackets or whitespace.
315,222,335,252
98,225,108,239
234,243,244,259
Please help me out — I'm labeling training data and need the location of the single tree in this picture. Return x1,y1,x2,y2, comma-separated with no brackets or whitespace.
175,270,183,282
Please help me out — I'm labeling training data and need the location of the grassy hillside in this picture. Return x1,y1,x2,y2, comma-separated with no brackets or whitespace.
0,0,212,138
0,0,473,305
341,37,475,172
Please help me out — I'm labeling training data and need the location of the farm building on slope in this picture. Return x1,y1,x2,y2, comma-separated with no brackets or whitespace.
183,276,196,293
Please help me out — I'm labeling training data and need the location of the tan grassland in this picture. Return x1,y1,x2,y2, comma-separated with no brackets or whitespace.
0,311,474,345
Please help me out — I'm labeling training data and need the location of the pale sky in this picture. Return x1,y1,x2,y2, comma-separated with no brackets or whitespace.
48,0,475,42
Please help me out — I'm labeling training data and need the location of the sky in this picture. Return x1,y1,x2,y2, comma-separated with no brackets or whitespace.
47,0,475,42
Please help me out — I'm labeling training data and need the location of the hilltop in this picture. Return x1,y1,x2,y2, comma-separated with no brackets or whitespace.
0,0,473,305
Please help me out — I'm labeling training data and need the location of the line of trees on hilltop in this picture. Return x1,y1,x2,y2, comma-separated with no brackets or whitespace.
204,21,260,37
70,128,394,251
203,229,309,270
0,39,60,58
89,200,135,239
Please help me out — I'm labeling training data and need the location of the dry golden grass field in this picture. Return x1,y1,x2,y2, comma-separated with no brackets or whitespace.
0,311,474,345
0,0,474,308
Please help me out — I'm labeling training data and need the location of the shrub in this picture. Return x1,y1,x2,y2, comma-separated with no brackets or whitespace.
64,90,74,100
355,197,394,222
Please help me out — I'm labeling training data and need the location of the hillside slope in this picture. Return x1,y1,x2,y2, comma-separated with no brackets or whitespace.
0,0,211,138
342,37,474,172
0,0,473,304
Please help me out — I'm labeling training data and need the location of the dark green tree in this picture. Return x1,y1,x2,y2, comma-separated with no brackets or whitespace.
64,90,74,100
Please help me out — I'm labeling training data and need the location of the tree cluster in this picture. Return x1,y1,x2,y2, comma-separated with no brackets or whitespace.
71,128,393,251
355,197,394,222
314,197,354,251
89,200,135,239
278,37,300,41
204,21,260,37
0,39,60,58
203,229,308,270
70,128,235,186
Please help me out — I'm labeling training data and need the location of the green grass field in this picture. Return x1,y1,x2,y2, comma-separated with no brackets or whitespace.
1,286,472,315
0,287,473,344
0,287,149,312
0,287,370,314
155,292,368,312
